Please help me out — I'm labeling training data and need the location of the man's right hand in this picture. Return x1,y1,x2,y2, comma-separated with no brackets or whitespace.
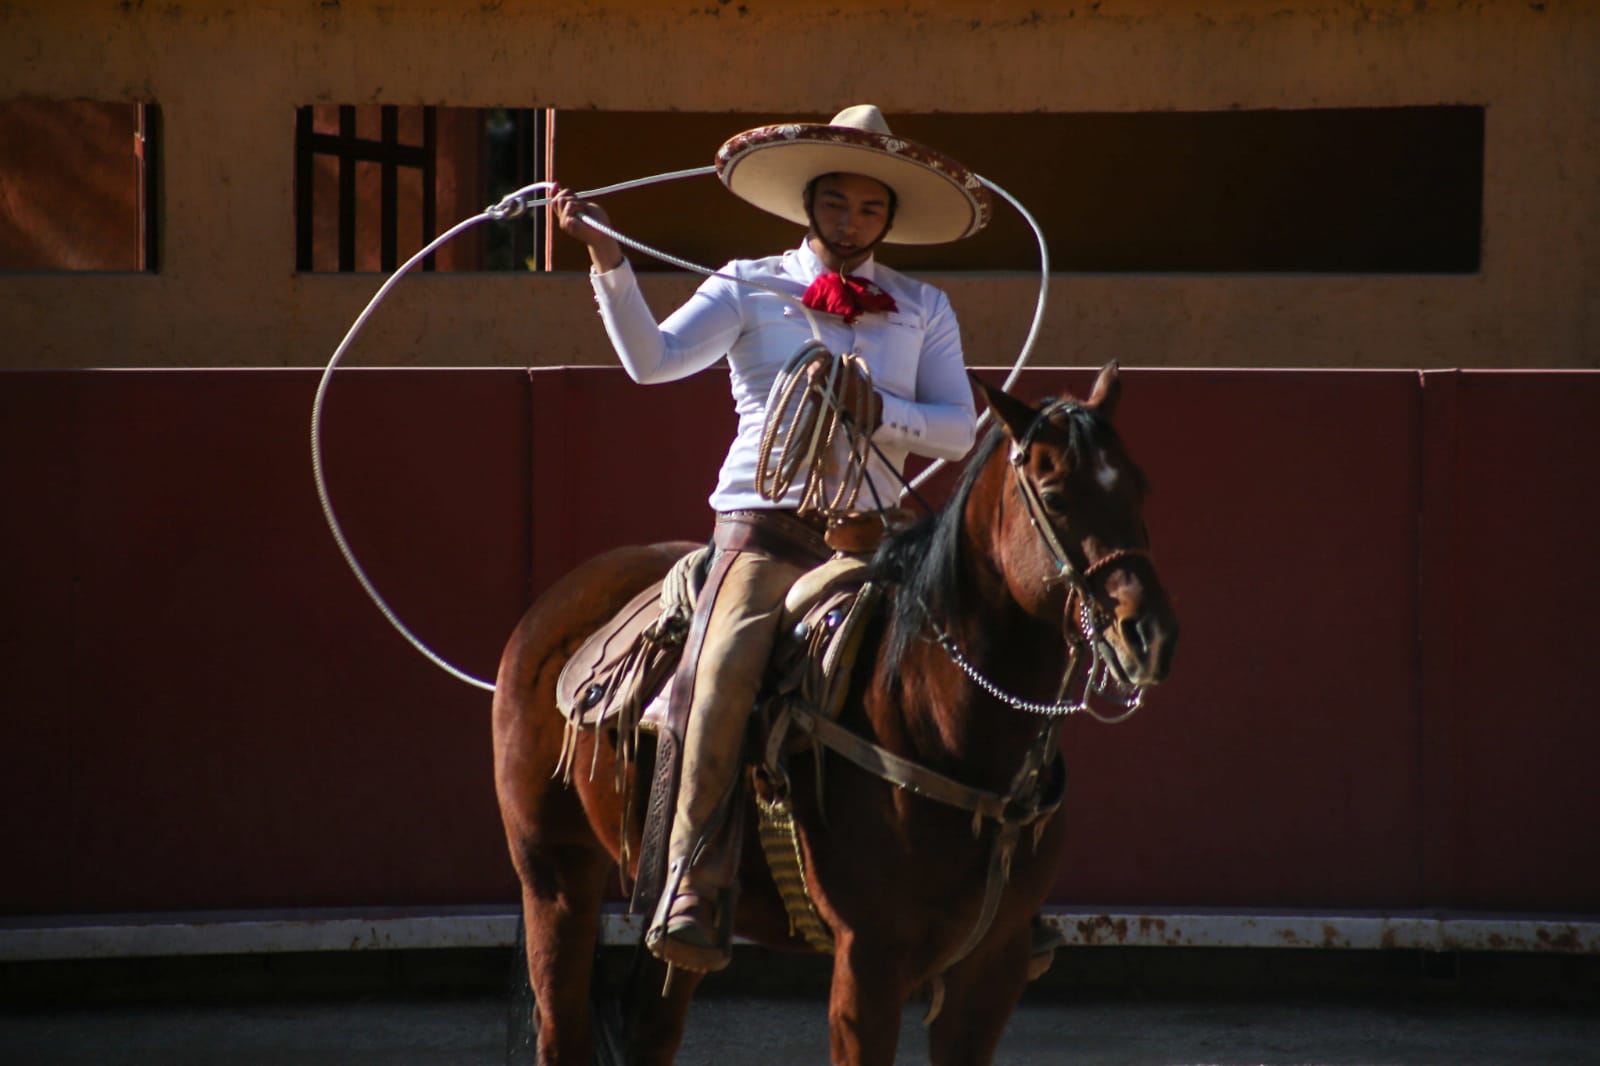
551,186,624,273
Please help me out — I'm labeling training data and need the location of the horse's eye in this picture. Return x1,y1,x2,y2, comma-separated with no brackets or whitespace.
1041,490,1069,514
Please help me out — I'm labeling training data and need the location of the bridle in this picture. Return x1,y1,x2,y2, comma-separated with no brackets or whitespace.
1010,401,1153,638
936,399,1153,723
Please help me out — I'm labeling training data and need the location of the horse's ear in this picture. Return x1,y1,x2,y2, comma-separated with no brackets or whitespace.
968,371,1039,442
1086,360,1122,422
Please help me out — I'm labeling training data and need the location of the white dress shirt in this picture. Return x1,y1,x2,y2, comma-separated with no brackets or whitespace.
589,240,977,513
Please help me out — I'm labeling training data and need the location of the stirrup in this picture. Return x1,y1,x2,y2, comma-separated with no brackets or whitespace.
645,860,733,974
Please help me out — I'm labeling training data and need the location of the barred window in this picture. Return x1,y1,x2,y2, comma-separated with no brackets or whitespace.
290,105,1482,276
294,105,547,273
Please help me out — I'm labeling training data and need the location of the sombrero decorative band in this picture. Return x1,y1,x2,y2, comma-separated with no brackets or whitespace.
716,105,993,246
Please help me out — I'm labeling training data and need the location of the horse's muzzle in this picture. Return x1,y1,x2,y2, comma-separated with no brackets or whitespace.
1103,607,1178,687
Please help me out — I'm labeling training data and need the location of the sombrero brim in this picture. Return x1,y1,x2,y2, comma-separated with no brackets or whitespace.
715,124,992,246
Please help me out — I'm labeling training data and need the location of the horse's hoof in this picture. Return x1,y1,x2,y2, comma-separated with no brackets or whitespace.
1027,915,1065,980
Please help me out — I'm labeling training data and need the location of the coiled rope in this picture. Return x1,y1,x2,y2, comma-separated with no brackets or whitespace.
753,341,879,514
313,168,1051,691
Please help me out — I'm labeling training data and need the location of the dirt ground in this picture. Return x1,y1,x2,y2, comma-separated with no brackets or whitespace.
3,946,1596,1065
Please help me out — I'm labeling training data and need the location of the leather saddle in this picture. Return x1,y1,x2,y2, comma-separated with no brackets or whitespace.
554,547,879,748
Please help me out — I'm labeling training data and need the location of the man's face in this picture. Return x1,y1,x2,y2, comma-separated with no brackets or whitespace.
808,173,894,271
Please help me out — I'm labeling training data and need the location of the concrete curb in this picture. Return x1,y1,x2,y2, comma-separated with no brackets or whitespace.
3,906,1596,962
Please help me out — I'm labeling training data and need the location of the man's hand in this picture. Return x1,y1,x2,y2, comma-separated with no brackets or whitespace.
550,186,624,273
805,354,882,434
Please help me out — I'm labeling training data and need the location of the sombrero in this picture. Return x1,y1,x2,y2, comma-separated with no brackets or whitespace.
715,105,992,246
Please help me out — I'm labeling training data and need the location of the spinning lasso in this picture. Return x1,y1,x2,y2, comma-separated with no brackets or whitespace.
312,169,1051,690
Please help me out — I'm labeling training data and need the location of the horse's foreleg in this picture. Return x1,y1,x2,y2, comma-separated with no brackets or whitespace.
513,838,611,1066
619,954,703,1066
925,926,1031,1066
827,933,909,1066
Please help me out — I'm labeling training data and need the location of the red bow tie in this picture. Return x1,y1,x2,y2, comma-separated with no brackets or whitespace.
801,272,898,325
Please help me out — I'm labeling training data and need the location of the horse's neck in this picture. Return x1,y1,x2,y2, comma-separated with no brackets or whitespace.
872,463,1071,790
953,454,1077,711
888,615,1064,771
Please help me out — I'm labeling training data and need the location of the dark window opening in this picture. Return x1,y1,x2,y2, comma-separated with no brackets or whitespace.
0,100,159,272
547,107,1484,275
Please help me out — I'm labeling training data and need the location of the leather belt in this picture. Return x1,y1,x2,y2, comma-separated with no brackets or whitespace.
714,509,831,568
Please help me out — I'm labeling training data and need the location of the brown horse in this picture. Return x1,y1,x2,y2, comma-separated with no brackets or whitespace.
493,364,1178,1065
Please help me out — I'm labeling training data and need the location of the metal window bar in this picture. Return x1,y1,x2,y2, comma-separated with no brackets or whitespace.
421,107,436,271
520,107,546,271
294,108,313,272
136,103,160,273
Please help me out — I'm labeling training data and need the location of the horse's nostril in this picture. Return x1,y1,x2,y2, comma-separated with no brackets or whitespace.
1121,616,1149,659
1143,617,1178,677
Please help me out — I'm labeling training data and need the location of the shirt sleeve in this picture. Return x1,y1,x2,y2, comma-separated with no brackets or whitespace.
873,287,977,462
589,259,744,384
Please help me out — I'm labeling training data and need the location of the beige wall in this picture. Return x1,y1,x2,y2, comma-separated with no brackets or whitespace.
1,0,1595,370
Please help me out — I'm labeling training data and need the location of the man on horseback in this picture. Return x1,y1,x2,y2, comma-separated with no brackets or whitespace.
551,105,990,973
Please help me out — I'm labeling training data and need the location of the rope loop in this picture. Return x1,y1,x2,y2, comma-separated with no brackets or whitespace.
314,165,1051,692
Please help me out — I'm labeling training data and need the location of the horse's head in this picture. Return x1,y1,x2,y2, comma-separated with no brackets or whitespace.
971,364,1178,688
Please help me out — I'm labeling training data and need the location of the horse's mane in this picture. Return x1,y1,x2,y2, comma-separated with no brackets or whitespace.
872,399,1132,677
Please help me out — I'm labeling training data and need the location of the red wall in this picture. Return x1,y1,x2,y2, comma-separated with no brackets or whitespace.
1,367,1596,917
